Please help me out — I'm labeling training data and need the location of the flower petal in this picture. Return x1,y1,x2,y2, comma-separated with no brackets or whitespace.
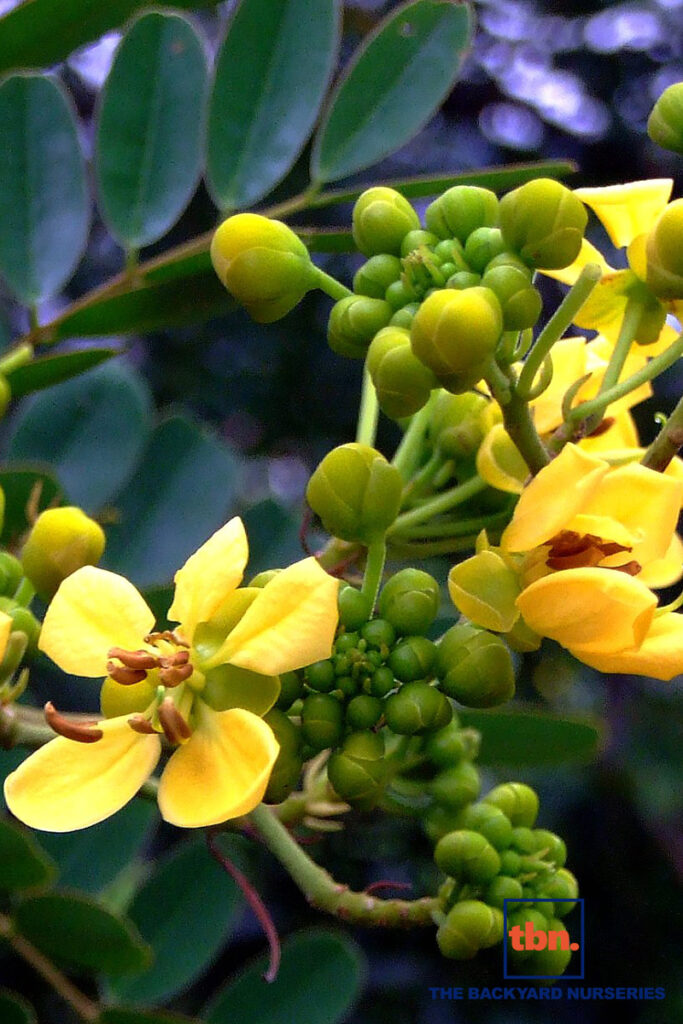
569,611,683,681
476,424,528,494
574,180,673,248
39,567,155,677
637,532,683,589
579,412,640,455
530,336,588,435
168,518,249,641
502,444,609,553
448,550,521,633
209,557,339,674
516,567,657,655
3,717,161,832
158,704,279,828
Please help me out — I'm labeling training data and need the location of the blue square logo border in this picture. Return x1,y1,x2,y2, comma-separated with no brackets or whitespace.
503,898,585,980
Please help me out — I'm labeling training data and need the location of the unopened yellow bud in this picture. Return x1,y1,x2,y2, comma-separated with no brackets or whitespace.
410,288,502,392
646,199,683,300
21,507,105,601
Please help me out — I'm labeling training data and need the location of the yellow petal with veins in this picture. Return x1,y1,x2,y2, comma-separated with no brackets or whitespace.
502,445,608,553
209,557,339,674
39,567,155,677
637,533,683,589
574,180,673,248
516,567,656,655
569,611,683,681
158,704,279,827
168,517,249,640
3,717,160,832
0,611,12,662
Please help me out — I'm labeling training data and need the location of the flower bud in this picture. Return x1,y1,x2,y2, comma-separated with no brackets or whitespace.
425,186,499,243
646,199,683,300
338,584,373,630
447,271,481,290
424,719,468,768
457,802,513,850
388,636,437,682
378,568,440,636
647,82,683,155
483,782,539,827
21,507,106,601
0,598,40,655
436,900,503,959
525,935,573,978
248,569,281,588
305,659,336,693
531,828,567,868
430,760,481,810
352,187,420,257
360,617,396,650
464,227,506,274
276,670,304,710
435,829,501,882
0,552,23,597
346,694,383,730
389,302,420,329
353,254,402,298
385,279,418,309
511,825,537,853
507,908,549,962
400,229,439,256
410,288,503,392
481,264,543,331
486,875,524,909
423,804,462,844
436,623,515,708
211,213,315,322
434,238,469,269
429,391,488,459
327,295,393,358
327,730,386,808
264,708,303,804
366,326,437,419
538,868,578,915
306,443,403,543
369,665,395,698
499,179,587,270
384,681,452,734
301,693,344,750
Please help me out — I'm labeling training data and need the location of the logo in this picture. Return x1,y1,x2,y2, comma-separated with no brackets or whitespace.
503,898,585,980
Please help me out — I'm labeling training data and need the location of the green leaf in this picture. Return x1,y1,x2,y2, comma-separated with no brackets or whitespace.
458,705,605,766
0,0,222,78
14,891,152,976
96,12,209,249
204,929,365,1024
100,1009,203,1024
6,348,117,398
0,990,36,1024
38,800,156,895
103,416,239,588
311,0,473,183
0,818,56,892
107,835,247,1005
0,73,89,305
8,360,153,512
207,0,341,209
0,467,63,546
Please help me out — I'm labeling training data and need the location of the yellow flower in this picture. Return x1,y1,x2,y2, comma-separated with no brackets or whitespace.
450,444,683,679
543,180,682,346
4,518,339,831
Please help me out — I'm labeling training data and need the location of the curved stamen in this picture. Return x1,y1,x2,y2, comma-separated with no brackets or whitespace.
157,698,192,744
107,663,148,685
107,647,159,671
45,702,103,743
128,714,157,735
159,663,194,687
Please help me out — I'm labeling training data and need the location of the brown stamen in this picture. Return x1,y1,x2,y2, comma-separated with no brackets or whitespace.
159,663,194,687
145,629,190,649
128,715,157,735
612,560,642,576
157,698,192,744
107,663,148,686
44,702,103,743
107,647,159,671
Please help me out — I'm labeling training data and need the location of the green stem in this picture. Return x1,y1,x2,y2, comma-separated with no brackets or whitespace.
260,185,321,220
401,450,442,503
356,364,380,446
13,578,35,606
641,391,683,471
0,342,33,375
516,263,602,399
486,361,550,475
249,803,439,927
388,534,492,557
389,476,488,533
392,393,437,480
315,268,353,301
595,296,642,397
393,507,512,540
361,539,386,612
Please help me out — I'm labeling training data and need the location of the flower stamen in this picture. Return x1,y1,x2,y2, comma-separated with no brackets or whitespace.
157,697,192,744
127,714,157,735
44,701,103,743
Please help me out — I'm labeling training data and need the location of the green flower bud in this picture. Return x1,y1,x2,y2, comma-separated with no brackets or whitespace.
248,569,281,588
423,804,463,844
338,585,372,630
499,179,587,270
429,391,488,459
353,254,403,298
507,908,550,962
538,869,578,915
346,694,383,730
646,199,683,300
388,636,437,682
485,251,533,278
647,82,683,155
457,802,513,850
385,680,452,735
481,264,543,331
486,875,524,910
335,631,359,654
499,849,522,877
437,900,503,959
464,227,506,274
389,302,420,329
211,213,315,322
336,675,358,699
424,719,468,769
483,783,539,827
434,238,468,268
327,730,386,808
430,760,481,809
378,568,440,636
385,279,418,309
511,826,537,854
410,288,503,392
525,936,573,978
276,671,304,710
400,229,440,256
367,326,437,419
436,623,515,708
306,659,336,693
327,295,393,358
21,507,106,602
532,829,567,868
446,271,481,290
426,186,499,243
0,552,23,597
352,187,421,257
360,617,396,650
435,829,501,882
0,598,40,655
306,443,403,543
369,665,395,697
264,708,303,803
301,693,344,750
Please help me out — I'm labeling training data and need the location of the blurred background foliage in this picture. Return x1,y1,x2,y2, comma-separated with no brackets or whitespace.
0,1,680,1022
